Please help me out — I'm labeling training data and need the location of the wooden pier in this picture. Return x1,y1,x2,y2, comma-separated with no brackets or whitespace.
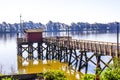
16,36,120,74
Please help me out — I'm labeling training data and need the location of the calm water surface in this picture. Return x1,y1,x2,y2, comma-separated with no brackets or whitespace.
0,32,119,74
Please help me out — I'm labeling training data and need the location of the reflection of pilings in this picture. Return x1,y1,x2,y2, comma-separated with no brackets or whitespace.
28,43,33,60
17,56,22,73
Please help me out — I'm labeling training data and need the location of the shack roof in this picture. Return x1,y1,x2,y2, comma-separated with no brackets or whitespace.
24,29,43,33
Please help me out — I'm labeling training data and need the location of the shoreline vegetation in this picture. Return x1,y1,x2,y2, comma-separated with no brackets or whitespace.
0,21,119,33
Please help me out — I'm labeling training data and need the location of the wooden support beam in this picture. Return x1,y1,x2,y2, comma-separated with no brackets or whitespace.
28,43,33,60
18,45,22,56
84,51,88,74
38,42,43,60
117,22,119,58
65,47,68,62
68,49,72,66
78,51,83,72
95,53,101,80
100,58,112,72
46,44,49,60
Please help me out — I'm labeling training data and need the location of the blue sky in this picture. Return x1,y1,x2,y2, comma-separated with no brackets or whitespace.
0,0,120,24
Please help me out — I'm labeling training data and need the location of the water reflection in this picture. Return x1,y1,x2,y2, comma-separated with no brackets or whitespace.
43,31,67,37
0,33,17,74
17,56,82,80
43,31,117,42
0,33,17,41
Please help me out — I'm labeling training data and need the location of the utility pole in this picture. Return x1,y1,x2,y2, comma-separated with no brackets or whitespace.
117,22,119,58
20,14,22,32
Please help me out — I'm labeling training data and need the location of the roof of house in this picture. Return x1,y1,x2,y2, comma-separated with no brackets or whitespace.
24,29,43,33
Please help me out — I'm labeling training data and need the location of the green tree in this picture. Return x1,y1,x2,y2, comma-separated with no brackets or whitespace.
101,58,120,80
81,74,95,80
37,70,67,80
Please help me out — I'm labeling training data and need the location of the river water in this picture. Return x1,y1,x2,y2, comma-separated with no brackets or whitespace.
0,32,119,74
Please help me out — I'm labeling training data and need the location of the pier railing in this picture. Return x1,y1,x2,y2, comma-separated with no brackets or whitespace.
43,37,120,57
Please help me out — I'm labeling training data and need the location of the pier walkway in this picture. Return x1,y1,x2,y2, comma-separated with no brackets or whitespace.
43,37,120,57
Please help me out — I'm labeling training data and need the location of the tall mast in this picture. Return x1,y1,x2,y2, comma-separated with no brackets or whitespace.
20,14,22,32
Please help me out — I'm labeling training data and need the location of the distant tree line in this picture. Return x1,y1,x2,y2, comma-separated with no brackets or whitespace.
0,21,119,33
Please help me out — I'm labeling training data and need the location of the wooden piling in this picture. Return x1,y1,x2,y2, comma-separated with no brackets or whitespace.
78,51,83,72
28,43,33,60
38,42,43,60
95,53,101,80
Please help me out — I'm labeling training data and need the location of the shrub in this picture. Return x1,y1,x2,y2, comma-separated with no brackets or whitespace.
101,58,120,80
37,70,67,80
81,74,95,80
101,68,120,80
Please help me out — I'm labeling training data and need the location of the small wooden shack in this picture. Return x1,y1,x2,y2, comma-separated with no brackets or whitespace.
24,29,43,42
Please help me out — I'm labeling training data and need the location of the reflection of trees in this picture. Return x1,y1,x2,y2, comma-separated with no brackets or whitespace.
0,33,16,42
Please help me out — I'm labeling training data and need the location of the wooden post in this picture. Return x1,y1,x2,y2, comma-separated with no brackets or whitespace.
18,45,22,56
62,48,65,62
68,48,72,66
73,49,78,70
56,46,59,60
52,45,55,59
38,42,43,60
28,43,33,60
117,22,119,58
65,47,68,62
78,51,83,72
84,51,88,74
46,44,49,60
59,47,62,62
95,53,101,80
